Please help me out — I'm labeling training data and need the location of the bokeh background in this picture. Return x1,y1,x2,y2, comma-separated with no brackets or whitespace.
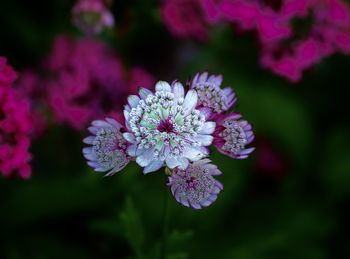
1,0,350,258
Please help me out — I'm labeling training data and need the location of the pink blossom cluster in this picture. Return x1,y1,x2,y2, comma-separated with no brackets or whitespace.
161,0,350,82
0,57,33,179
15,70,48,138
45,35,155,130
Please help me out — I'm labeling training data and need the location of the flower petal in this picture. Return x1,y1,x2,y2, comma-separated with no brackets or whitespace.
155,81,171,92
198,122,216,134
143,160,164,174
136,148,155,167
128,95,140,108
183,90,198,115
172,81,185,100
139,87,152,99
193,134,213,146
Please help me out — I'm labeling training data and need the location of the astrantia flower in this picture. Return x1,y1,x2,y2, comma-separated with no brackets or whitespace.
72,0,114,35
213,113,255,159
168,159,223,209
83,118,130,176
123,81,216,174
191,72,236,114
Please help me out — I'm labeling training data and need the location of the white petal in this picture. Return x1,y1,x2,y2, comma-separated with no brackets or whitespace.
143,160,164,174
191,73,200,88
139,87,152,99
190,201,201,209
83,136,95,144
172,82,185,100
198,122,216,134
88,126,99,134
193,134,213,146
208,74,223,86
177,157,189,169
193,159,211,167
155,81,171,92
92,120,110,128
123,133,136,143
128,95,140,108
127,144,137,156
183,90,198,115
198,72,208,83
136,148,154,167
105,118,122,129
180,196,190,207
83,147,92,154
183,147,205,161
166,157,181,169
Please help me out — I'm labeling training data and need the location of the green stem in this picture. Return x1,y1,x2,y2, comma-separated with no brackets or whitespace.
161,179,170,259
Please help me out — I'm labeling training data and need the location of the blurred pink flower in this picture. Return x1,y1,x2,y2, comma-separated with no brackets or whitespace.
161,0,350,82
15,70,48,138
161,0,210,41
254,138,289,180
0,57,33,179
0,57,17,85
72,0,114,35
45,35,154,130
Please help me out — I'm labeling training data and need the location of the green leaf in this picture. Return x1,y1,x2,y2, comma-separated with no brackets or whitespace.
120,197,145,259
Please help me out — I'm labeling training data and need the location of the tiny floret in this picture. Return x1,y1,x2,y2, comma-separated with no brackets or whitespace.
83,118,130,176
191,72,236,114
168,159,223,209
214,113,255,159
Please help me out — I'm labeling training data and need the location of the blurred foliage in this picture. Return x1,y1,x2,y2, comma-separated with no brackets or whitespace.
1,0,350,258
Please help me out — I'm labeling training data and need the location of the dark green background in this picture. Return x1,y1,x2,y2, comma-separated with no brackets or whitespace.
1,0,350,258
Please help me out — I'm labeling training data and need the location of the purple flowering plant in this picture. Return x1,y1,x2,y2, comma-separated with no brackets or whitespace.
83,72,255,209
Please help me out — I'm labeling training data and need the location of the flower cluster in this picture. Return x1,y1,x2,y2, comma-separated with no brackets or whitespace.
45,34,154,130
83,72,254,209
161,0,350,82
0,57,33,179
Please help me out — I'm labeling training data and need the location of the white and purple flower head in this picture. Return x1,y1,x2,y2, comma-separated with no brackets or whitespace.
213,113,255,159
82,72,254,209
168,159,223,209
191,72,237,115
123,81,216,174
83,118,130,176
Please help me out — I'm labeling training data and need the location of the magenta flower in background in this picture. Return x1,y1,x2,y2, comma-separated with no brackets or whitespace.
167,159,223,209
0,57,33,179
161,0,210,41
254,138,289,180
213,112,255,159
15,70,48,138
161,0,350,82
72,0,114,35
45,35,154,130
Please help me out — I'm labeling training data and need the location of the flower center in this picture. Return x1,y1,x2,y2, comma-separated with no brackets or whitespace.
157,118,175,133
128,90,205,159
93,127,127,167
220,120,247,154
194,83,227,112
